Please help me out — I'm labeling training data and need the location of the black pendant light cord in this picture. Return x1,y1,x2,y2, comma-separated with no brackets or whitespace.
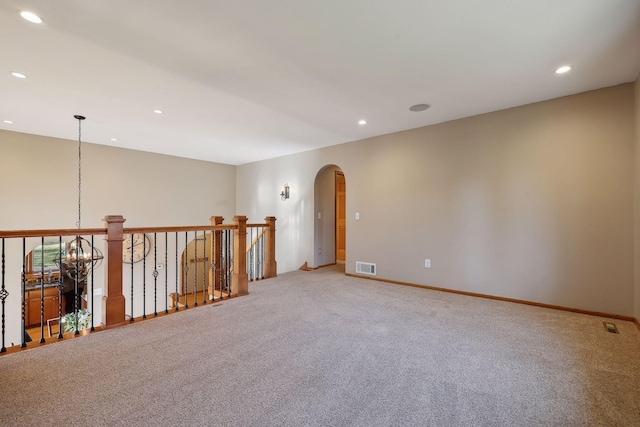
74,115,86,229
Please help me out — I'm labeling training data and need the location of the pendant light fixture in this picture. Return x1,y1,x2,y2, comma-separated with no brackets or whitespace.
57,115,103,282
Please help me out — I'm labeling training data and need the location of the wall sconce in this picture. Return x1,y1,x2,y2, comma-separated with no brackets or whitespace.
280,183,290,201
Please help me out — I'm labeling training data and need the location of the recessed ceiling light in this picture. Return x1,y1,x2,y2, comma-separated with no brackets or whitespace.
19,11,43,24
409,104,430,112
3,120,14,124
555,65,572,74
11,72,27,79
154,109,163,114
110,138,118,142
358,119,367,125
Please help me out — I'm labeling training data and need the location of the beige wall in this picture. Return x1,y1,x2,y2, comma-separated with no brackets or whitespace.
237,83,636,317
635,74,640,321
0,130,236,229
0,130,236,344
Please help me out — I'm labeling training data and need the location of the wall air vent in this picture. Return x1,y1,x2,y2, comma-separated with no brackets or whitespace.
356,261,376,276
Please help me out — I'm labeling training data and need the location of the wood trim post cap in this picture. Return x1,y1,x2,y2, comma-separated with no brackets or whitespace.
104,215,125,224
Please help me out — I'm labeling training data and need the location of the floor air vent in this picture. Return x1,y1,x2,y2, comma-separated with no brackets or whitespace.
603,322,619,334
356,262,376,276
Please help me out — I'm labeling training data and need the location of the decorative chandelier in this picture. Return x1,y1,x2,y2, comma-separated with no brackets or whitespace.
56,115,103,281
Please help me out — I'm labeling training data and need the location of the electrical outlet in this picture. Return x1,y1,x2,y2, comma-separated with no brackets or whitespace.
317,212,322,220
94,288,103,296
318,247,323,254
425,259,431,268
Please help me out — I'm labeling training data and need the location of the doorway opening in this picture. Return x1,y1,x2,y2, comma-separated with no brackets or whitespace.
313,165,346,269
335,170,346,262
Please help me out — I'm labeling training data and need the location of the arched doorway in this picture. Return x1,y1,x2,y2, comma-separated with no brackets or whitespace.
313,165,346,268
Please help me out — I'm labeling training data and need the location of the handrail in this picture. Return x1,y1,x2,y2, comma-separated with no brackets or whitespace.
123,224,236,234
0,228,108,239
0,224,239,239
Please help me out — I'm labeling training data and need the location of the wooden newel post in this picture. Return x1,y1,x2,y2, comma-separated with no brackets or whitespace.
264,216,277,278
209,216,224,298
103,215,126,329
232,216,249,296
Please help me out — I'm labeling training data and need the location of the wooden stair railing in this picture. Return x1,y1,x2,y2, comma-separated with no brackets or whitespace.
207,216,277,298
0,214,277,353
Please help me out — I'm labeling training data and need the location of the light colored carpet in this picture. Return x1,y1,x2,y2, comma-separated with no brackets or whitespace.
1,265,639,426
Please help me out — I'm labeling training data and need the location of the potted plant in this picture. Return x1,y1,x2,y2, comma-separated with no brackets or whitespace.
62,309,92,333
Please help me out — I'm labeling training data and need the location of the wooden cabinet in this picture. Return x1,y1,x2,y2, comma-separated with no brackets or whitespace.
24,286,62,328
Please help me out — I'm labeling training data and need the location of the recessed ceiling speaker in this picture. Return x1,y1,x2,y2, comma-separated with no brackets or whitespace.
409,103,430,112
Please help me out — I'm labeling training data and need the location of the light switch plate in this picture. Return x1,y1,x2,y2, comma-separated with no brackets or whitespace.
425,259,431,268
355,212,360,220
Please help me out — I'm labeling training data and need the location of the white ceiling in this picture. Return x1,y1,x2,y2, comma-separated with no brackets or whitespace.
1,1,639,165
